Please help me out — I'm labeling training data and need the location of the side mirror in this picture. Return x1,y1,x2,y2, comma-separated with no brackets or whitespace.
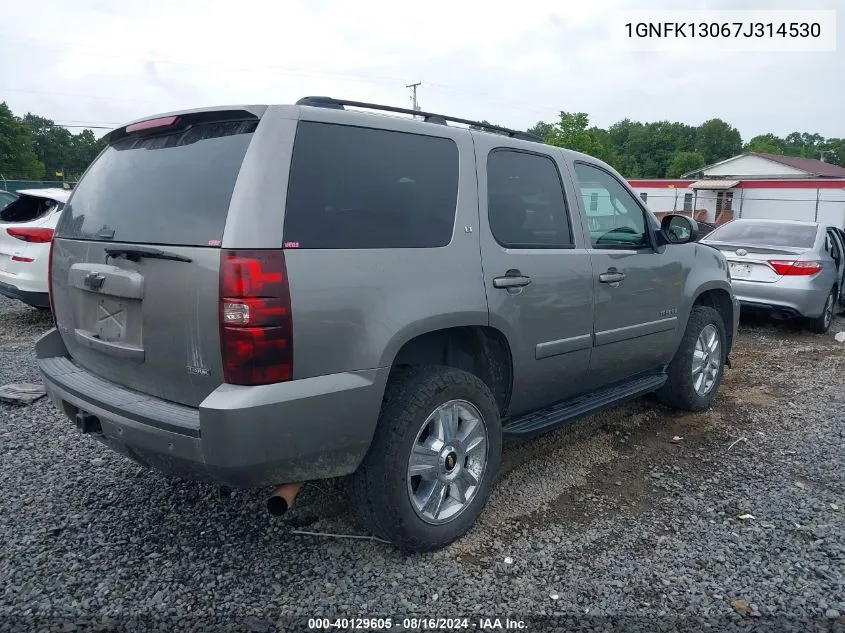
660,214,699,245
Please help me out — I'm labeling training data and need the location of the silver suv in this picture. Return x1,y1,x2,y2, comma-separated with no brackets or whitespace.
37,97,739,551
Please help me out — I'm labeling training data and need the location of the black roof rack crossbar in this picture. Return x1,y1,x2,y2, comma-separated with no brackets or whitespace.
295,96,544,143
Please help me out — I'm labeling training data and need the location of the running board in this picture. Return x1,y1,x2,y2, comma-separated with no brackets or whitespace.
503,374,667,439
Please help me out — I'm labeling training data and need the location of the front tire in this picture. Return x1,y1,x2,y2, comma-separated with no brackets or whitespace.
807,289,836,334
350,366,502,552
656,306,727,412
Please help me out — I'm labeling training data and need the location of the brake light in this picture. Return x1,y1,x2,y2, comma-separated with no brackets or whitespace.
768,260,823,276
6,227,54,243
219,249,293,385
125,116,179,134
47,238,56,322
11,256,34,263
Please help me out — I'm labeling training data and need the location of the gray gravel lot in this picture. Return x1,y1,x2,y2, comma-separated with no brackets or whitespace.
0,295,843,632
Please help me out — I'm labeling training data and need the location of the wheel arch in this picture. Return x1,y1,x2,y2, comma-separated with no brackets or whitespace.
387,325,514,416
690,284,735,360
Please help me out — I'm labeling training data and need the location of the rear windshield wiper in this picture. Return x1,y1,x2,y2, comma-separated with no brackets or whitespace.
105,247,192,263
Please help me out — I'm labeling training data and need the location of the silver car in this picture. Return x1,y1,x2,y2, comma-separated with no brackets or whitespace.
701,219,845,333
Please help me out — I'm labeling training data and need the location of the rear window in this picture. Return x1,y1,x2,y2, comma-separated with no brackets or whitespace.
705,221,818,249
283,122,459,249
55,119,257,246
0,191,17,210
0,195,63,223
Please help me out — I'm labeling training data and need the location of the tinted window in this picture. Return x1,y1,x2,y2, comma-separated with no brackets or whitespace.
683,193,693,211
283,122,458,249
486,150,572,248
573,162,648,248
704,221,817,248
0,191,17,210
56,120,257,245
0,195,63,223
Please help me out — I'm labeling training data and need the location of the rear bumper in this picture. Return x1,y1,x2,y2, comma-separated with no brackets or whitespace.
0,280,49,308
36,329,388,488
731,278,830,319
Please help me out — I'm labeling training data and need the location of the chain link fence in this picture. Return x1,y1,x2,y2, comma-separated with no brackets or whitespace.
1,178,76,193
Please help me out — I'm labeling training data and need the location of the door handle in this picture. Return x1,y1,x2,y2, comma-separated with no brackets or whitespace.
599,271,626,284
493,271,532,289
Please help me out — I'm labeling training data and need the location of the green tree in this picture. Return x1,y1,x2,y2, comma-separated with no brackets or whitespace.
745,133,785,155
68,128,103,178
819,138,845,167
526,121,554,141
23,113,75,179
0,103,44,179
694,119,742,165
21,113,103,179
546,112,613,163
602,119,697,177
666,151,706,178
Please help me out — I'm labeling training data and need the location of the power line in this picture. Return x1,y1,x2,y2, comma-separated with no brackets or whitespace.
1,86,178,106
1,36,407,88
2,35,562,120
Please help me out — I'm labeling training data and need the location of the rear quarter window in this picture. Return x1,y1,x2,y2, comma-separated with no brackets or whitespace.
283,122,459,249
55,120,257,246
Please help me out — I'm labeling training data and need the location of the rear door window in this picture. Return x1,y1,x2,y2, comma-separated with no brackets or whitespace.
55,119,257,246
283,122,459,249
486,149,573,248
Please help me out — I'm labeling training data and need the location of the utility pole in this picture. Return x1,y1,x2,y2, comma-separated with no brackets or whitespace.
406,82,421,117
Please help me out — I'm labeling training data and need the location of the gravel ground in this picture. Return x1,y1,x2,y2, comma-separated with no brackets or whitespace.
0,295,843,632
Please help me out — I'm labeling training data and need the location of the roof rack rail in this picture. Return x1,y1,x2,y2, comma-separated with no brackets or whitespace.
295,96,544,143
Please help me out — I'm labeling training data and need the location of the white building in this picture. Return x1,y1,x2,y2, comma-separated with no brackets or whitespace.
628,152,845,229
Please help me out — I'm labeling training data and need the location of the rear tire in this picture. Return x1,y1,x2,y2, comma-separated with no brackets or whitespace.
350,366,502,552
656,306,727,412
807,289,836,334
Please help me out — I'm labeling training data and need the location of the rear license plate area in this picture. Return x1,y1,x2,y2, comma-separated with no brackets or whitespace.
96,298,127,342
729,262,753,278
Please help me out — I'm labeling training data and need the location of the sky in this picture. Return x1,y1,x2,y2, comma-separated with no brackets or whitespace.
0,0,842,141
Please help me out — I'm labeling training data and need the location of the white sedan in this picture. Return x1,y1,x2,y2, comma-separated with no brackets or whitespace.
0,188,70,309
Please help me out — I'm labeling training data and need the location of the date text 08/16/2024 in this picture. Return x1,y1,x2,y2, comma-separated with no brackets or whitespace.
307,617,528,630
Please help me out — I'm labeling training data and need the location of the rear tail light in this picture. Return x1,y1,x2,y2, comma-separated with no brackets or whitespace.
219,249,293,385
767,260,823,276
11,256,34,263
6,227,54,243
48,238,56,322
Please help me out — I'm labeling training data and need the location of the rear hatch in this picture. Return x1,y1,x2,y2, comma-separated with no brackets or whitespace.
701,222,818,283
51,112,260,407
